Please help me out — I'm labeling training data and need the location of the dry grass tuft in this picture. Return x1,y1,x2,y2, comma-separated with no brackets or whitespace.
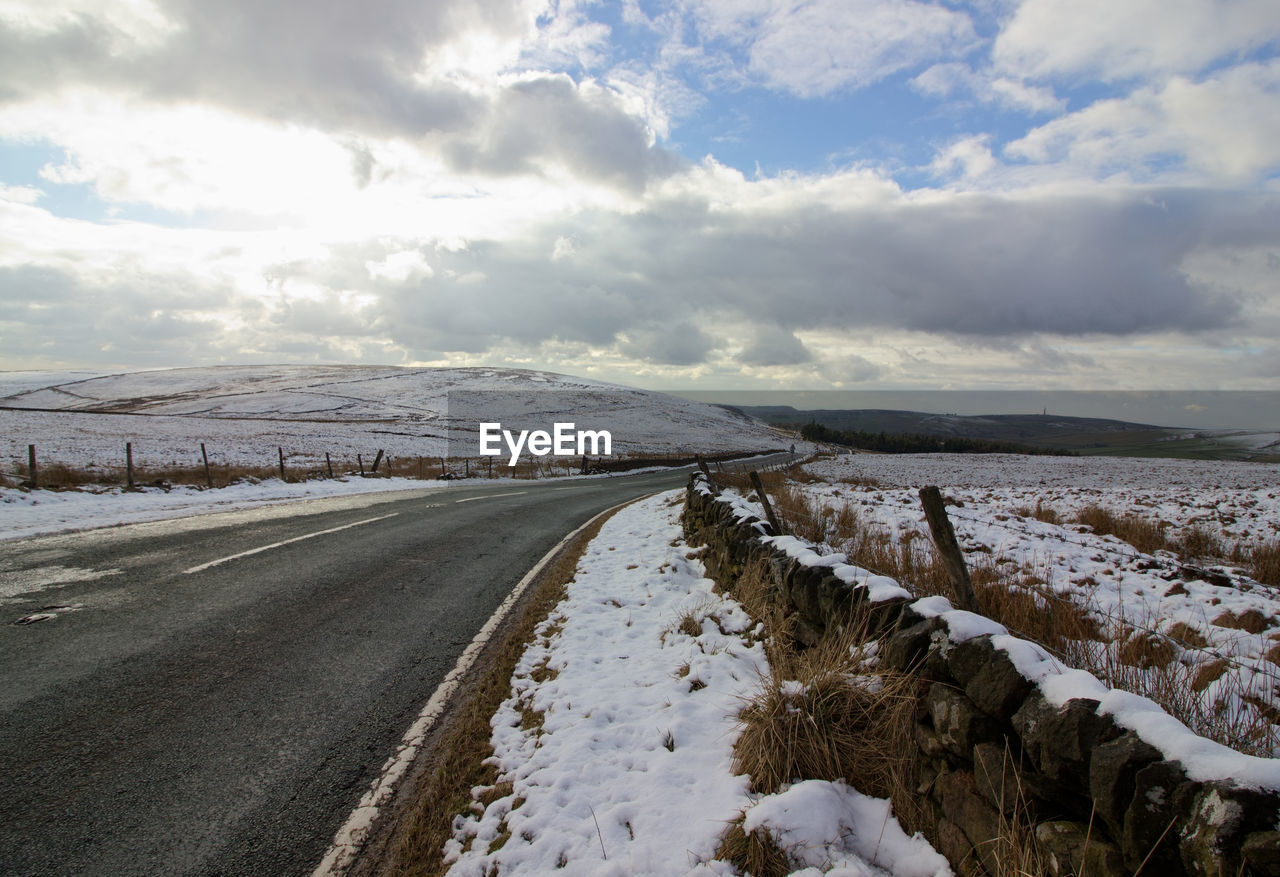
1013,500,1061,525
727,558,796,662
714,820,792,877
1246,539,1280,587
1167,621,1209,650
972,565,1102,651
1115,630,1177,670
1074,504,1169,555
1212,609,1271,635
731,632,918,798
1174,524,1225,560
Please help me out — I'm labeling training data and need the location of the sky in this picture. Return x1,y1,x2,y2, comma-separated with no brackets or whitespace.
1,0,1279,393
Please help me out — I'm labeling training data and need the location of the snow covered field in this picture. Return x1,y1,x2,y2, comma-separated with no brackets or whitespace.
793,453,1280,754
0,366,785,474
442,490,951,877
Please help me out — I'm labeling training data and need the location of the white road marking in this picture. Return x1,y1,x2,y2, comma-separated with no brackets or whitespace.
311,495,645,877
181,513,400,574
453,491,527,503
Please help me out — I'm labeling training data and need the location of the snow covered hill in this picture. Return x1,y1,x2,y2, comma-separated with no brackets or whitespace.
0,366,786,472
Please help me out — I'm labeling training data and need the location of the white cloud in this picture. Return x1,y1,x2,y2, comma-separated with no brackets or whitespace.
912,62,1066,114
366,249,434,283
928,135,997,181
683,0,979,97
994,0,1280,81
1006,60,1280,183
0,183,42,204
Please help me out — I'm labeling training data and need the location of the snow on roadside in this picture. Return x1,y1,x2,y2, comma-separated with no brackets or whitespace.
0,476,452,541
442,490,949,877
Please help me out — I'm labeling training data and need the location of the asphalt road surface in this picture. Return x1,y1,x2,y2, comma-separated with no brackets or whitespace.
0,468,714,876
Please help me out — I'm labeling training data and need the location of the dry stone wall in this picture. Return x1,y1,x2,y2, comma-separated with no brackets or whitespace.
682,475,1280,877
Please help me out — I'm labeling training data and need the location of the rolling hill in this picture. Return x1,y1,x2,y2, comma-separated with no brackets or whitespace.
737,406,1280,461
0,366,786,472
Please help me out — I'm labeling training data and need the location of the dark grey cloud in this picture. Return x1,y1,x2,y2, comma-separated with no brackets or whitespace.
7,186,1274,376
571,187,1263,338
739,325,812,366
261,187,1274,366
0,265,234,365
444,75,685,190
618,322,716,365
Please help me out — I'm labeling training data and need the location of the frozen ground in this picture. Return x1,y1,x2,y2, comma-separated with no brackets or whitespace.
794,453,1280,754
442,490,951,877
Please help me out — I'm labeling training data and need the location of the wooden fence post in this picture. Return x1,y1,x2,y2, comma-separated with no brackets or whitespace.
126,442,135,490
358,454,365,476
326,452,334,479
488,457,493,478
278,447,286,482
201,443,213,488
696,454,719,495
919,486,978,612
27,444,38,489
749,471,784,536
371,449,384,474
465,459,470,478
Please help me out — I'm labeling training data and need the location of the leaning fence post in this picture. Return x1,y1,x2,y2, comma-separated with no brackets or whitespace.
326,452,334,479
919,486,978,612
371,449,384,474
749,470,784,536
126,442,135,490
696,454,719,495
358,453,365,476
201,443,213,488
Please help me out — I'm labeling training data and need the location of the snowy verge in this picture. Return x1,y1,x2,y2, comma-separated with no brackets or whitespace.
441,490,948,876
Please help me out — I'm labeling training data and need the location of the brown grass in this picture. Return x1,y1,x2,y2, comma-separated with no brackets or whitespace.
1174,524,1225,560
971,562,1102,651
371,504,626,877
714,820,792,877
744,475,1280,759
732,654,918,797
1244,539,1280,587
1013,499,1061,525
1073,504,1169,554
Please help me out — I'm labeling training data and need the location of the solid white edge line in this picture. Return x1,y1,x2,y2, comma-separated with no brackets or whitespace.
310,493,651,877
453,491,527,503
181,513,400,574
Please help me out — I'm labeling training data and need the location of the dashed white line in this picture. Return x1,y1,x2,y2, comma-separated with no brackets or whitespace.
453,491,527,503
181,513,400,574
